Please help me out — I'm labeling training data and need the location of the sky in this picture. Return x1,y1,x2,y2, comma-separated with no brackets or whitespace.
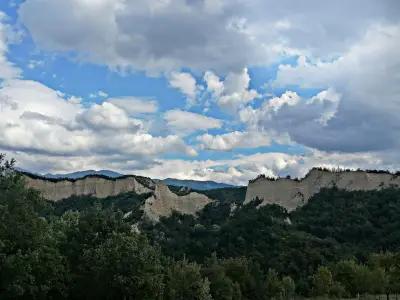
0,0,399,185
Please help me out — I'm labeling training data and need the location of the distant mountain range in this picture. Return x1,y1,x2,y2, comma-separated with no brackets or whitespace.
23,169,237,190
161,178,236,190
42,170,123,179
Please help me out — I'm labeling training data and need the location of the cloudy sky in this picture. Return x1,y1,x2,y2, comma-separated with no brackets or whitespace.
0,0,399,184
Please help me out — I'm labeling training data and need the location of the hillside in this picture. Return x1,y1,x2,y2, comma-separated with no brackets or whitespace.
2,156,400,299
22,168,400,217
245,168,400,211
21,172,213,221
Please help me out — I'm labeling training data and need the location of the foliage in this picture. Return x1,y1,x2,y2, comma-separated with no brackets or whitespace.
165,259,212,300
2,154,400,299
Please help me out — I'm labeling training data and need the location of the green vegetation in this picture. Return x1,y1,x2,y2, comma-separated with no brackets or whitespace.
1,154,400,299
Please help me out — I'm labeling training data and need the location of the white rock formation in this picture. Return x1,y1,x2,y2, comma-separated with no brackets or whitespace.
23,174,213,220
245,169,400,211
143,183,212,221
24,175,154,200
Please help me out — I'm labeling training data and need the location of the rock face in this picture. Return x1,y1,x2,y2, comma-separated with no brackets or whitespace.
24,175,155,201
245,169,400,211
23,174,213,221
143,184,212,221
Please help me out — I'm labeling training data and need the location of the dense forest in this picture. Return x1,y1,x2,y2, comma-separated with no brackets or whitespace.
1,154,400,299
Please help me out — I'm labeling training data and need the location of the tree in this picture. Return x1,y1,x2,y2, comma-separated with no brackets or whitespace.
264,269,283,299
281,276,295,299
78,232,164,300
333,259,358,297
221,257,265,300
352,264,374,296
369,252,400,299
202,255,242,300
329,281,346,299
165,259,212,300
368,267,388,296
312,266,333,297
0,154,69,299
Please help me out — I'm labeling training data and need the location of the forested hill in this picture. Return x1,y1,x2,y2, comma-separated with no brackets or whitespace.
2,154,400,299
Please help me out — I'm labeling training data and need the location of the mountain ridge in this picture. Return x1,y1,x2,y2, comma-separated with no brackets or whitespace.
20,167,400,220
22,169,236,190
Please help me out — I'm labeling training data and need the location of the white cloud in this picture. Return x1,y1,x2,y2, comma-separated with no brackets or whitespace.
198,131,271,151
27,59,44,69
164,109,222,135
77,102,143,131
0,12,20,80
271,24,400,152
129,149,399,185
168,72,199,106
0,79,196,159
89,90,108,98
20,0,399,74
7,146,399,185
0,12,197,172
239,89,341,146
204,71,223,96
204,68,259,113
108,96,158,114
0,3,398,183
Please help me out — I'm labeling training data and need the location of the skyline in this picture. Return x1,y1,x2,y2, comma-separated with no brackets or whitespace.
0,0,399,184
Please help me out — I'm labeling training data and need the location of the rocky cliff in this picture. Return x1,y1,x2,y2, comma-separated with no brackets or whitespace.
245,168,400,211
23,174,213,221
24,174,155,201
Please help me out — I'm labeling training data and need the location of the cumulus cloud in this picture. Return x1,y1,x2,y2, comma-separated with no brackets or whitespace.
108,97,158,115
0,1,398,183
129,149,400,185
18,0,265,74
168,72,199,106
271,24,400,152
164,109,222,135
0,13,198,174
0,79,196,159
0,12,21,80
7,146,399,185
204,68,259,113
239,89,342,149
198,131,271,151
77,102,143,131
20,0,399,74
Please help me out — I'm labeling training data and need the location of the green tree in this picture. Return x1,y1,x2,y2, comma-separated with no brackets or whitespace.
203,255,242,300
264,269,283,299
0,154,68,299
78,232,164,300
333,259,358,297
329,281,346,299
312,266,333,297
369,252,400,299
221,257,264,300
165,259,212,300
281,276,295,299
368,267,388,296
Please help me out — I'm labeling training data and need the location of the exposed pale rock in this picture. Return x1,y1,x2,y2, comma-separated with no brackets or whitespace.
22,174,213,221
23,175,154,201
245,169,400,211
143,183,212,221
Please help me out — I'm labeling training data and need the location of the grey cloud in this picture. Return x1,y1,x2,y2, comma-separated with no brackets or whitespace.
21,111,64,125
19,0,400,74
270,24,400,153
